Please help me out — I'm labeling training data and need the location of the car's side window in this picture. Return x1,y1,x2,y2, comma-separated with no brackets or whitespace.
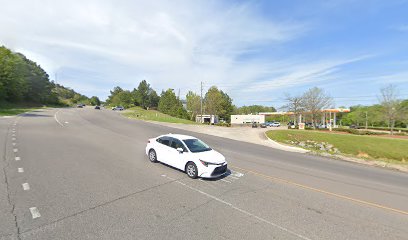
170,138,187,152
157,137,170,146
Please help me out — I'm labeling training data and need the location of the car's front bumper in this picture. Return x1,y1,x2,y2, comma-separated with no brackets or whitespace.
199,163,228,178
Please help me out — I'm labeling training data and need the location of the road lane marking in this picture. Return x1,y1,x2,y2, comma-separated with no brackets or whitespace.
230,165,408,216
18,168,24,173
12,137,16,141
164,175,311,240
13,148,18,153
12,133,16,137
22,183,30,190
12,143,16,146
64,121,69,124
54,110,64,127
15,157,20,161
198,179,218,189
29,207,41,219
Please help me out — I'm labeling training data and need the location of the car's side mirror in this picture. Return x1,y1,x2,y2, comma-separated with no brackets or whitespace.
176,148,184,153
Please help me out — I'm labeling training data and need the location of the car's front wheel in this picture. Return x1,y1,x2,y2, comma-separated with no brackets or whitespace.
148,149,157,163
186,162,198,179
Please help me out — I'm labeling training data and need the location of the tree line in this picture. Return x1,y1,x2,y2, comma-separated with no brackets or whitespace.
0,45,95,106
106,81,239,122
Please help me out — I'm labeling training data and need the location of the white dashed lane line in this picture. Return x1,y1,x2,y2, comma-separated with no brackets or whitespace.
12,137,16,141
18,168,24,173
12,142,16,146
22,183,30,191
15,157,21,161
29,207,41,219
13,148,18,153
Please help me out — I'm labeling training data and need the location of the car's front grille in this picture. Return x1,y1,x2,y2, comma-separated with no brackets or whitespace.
212,164,227,176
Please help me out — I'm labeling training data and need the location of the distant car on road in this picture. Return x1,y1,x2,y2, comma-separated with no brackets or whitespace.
270,122,281,127
94,105,100,110
76,104,83,108
146,134,228,179
112,106,124,111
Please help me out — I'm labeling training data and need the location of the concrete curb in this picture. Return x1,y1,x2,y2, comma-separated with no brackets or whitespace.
263,132,310,153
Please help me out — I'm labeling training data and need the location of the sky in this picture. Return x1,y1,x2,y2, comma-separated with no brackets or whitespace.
0,0,407,108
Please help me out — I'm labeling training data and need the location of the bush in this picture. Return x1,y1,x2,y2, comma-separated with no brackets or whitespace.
215,122,231,127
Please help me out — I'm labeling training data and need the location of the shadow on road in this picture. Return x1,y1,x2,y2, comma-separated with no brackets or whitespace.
21,113,51,117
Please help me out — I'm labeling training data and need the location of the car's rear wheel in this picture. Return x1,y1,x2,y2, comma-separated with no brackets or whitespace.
186,162,198,179
148,149,157,163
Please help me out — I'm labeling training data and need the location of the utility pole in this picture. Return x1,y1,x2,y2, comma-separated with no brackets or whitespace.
177,88,180,100
200,81,203,123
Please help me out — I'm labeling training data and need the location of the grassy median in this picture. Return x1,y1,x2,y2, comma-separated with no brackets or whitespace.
266,130,408,163
122,107,198,124
0,103,45,116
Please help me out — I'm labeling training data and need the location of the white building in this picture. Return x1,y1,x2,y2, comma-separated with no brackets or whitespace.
196,115,219,124
231,115,265,124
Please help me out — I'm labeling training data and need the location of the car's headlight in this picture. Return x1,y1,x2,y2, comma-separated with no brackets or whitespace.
199,160,210,167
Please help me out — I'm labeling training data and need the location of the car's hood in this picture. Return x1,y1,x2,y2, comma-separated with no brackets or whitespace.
193,150,226,164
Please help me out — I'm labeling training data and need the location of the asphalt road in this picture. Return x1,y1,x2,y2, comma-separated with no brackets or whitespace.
1,107,407,240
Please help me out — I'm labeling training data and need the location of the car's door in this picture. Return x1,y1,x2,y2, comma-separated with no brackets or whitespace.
155,136,172,164
168,138,189,170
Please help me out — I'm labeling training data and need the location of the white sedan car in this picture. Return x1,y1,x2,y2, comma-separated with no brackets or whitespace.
146,134,228,179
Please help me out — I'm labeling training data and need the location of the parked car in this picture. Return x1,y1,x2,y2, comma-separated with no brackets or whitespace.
270,122,281,127
76,104,83,108
252,122,258,128
94,105,100,110
112,106,124,111
260,123,267,128
349,125,360,129
146,134,228,179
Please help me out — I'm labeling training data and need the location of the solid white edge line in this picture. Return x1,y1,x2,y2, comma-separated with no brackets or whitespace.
18,168,24,173
54,110,64,127
29,207,41,219
22,183,30,190
164,176,312,240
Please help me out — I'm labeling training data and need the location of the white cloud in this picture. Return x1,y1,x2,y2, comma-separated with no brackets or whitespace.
393,24,408,32
0,0,310,101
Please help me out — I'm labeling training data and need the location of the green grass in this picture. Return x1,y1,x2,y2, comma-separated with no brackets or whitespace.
0,103,46,116
266,130,408,163
122,107,198,124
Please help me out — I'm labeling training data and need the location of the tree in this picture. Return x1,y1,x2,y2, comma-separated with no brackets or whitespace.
186,91,201,120
158,89,186,118
302,87,333,127
204,86,223,116
135,80,150,109
282,93,304,125
234,105,276,114
219,90,234,122
90,96,101,106
379,84,402,134
148,89,160,109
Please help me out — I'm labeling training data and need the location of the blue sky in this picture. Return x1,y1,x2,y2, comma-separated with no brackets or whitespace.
0,0,407,107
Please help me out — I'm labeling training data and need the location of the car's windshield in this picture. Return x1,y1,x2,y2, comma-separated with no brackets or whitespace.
183,139,212,153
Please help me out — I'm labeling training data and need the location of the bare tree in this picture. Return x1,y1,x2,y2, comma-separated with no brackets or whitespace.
302,87,333,127
379,84,402,134
281,93,304,125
